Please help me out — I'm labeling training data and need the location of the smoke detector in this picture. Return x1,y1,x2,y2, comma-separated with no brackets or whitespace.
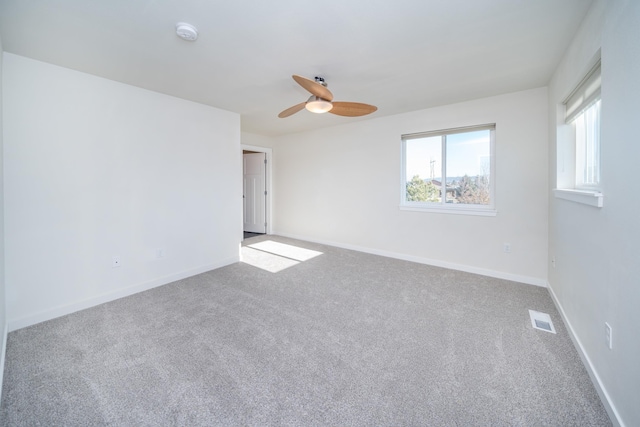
176,23,198,41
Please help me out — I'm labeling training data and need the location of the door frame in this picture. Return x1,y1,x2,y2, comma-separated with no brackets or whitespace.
241,144,272,235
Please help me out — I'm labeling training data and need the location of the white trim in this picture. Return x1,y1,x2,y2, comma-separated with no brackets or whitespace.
402,123,497,139
7,256,239,332
547,282,623,427
399,205,497,216
276,232,546,287
241,144,273,235
553,188,603,207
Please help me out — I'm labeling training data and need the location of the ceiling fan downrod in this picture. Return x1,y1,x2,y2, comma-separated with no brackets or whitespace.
314,76,327,87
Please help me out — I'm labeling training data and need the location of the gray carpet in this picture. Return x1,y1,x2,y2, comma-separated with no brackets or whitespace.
1,235,610,426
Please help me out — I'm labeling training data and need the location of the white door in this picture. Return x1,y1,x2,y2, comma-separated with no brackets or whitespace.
243,152,266,233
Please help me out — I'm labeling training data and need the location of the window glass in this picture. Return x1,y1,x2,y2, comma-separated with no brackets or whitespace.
445,130,491,204
405,136,441,203
574,99,600,188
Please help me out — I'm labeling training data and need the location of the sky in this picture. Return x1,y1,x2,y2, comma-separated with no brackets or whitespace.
405,129,491,180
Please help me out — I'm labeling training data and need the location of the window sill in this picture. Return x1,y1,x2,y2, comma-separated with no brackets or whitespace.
399,205,497,217
553,188,603,207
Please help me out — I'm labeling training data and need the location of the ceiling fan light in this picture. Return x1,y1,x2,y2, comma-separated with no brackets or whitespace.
305,98,333,114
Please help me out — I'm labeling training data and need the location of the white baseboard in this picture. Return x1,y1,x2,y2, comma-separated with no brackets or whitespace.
7,256,239,332
275,232,546,287
547,282,623,427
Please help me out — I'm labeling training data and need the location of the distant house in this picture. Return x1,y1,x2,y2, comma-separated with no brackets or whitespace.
429,179,459,202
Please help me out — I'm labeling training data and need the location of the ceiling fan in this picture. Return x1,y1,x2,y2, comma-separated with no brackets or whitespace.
278,75,378,118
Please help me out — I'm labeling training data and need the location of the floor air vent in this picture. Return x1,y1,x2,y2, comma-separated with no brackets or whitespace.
529,310,556,334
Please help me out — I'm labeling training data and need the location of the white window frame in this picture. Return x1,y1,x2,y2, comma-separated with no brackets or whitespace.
554,58,603,208
400,124,496,216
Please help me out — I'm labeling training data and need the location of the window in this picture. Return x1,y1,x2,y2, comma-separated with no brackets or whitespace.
401,124,496,216
565,60,601,189
554,59,603,207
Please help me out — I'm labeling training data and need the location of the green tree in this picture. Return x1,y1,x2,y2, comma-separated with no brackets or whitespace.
406,175,439,202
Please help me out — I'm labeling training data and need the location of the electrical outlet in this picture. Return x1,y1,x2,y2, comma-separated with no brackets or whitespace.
605,322,613,349
112,256,121,268
551,257,556,268
503,243,512,253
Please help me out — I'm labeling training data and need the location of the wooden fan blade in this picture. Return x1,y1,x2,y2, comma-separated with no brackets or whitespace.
328,102,377,117
292,75,334,101
278,102,306,118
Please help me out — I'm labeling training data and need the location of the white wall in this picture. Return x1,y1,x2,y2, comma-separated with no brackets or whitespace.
3,54,241,330
548,1,640,426
272,88,549,285
0,38,7,401
241,131,275,149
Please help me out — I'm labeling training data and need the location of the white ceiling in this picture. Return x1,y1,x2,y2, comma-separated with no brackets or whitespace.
0,0,592,136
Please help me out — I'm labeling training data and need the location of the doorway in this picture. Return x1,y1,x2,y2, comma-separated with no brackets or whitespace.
242,145,272,240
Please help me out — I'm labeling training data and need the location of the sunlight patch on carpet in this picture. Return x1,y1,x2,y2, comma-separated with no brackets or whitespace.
241,241,323,273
